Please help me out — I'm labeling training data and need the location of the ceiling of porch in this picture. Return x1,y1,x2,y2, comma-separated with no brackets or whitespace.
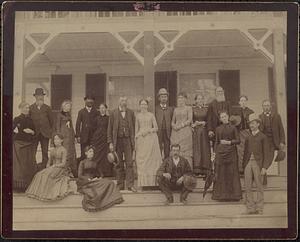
24,29,280,66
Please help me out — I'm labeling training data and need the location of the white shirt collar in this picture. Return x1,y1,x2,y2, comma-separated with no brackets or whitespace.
86,106,92,112
252,130,260,136
160,103,167,108
172,157,180,166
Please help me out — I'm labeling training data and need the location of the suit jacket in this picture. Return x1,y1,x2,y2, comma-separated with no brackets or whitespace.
107,108,135,150
243,131,271,169
207,100,231,132
259,112,285,149
29,103,53,138
75,107,98,144
156,156,192,182
155,105,174,139
232,106,254,130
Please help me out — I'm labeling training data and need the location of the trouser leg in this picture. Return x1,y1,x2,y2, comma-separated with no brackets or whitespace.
123,137,134,188
157,176,174,201
252,161,264,212
116,139,125,189
40,135,49,169
244,161,256,212
162,129,170,159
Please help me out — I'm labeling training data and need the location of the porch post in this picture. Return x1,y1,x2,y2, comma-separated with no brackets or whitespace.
143,31,155,112
272,28,287,176
13,23,25,117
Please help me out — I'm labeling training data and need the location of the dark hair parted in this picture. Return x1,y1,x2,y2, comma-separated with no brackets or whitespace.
177,92,187,99
84,145,95,153
218,110,229,117
99,103,108,109
194,93,204,101
139,99,149,105
239,95,248,101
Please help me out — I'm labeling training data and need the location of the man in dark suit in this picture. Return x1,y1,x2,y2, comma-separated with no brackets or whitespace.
155,88,174,159
243,113,271,215
207,86,232,140
157,144,196,205
259,99,285,164
107,96,137,192
30,88,53,171
75,95,98,162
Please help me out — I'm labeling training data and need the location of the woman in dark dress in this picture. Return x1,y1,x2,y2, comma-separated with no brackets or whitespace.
192,94,211,177
55,100,77,177
212,111,242,201
77,146,124,212
91,103,113,177
13,102,37,192
235,95,254,173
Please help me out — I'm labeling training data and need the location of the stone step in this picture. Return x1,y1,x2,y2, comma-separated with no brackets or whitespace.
13,202,287,224
13,189,287,208
13,215,288,230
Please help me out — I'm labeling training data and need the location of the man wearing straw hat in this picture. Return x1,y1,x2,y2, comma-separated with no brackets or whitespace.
155,88,174,159
243,113,271,215
29,88,53,171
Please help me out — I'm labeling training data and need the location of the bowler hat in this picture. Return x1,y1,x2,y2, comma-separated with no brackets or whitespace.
229,115,241,126
248,113,261,124
275,150,286,162
84,95,95,101
157,88,169,97
183,175,197,191
33,88,46,96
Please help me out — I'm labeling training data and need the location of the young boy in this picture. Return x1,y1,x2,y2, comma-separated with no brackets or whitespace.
243,113,271,214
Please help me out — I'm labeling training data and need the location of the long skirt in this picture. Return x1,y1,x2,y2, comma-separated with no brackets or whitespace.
26,166,74,201
77,178,124,212
192,126,211,175
212,144,242,201
13,140,36,191
171,126,193,168
237,129,250,173
91,132,113,177
136,132,162,186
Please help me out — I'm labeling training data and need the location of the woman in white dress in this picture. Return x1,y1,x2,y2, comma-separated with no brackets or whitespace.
135,99,162,188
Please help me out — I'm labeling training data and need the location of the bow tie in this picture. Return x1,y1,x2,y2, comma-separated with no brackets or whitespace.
161,105,167,110
264,112,271,116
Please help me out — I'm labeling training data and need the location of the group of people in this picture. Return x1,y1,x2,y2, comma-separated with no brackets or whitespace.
13,85,285,214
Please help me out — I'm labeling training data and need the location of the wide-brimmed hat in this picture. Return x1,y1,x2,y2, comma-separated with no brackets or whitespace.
275,150,286,162
107,151,120,166
183,175,197,191
229,115,241,126
248,113,261,124
33,88,46,96
84,95,95,101
157,88,169,97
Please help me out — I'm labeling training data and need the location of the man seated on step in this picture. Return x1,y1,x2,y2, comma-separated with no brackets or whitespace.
243,113,272,215
156,144,196,205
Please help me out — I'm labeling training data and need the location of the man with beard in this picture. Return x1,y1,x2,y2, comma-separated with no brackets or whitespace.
207,86,232,140
75,95,98,162
107,96,137,192
30,88,53,171
259,99,285,165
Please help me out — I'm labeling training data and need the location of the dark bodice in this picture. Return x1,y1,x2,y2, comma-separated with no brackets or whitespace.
215,123,240,145
95,115,109,132
56,111,75,133
78,159,100,179
236,107,254,130
192,106,208,122
13,114,36,142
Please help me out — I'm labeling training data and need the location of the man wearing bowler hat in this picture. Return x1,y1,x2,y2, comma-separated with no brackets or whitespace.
30,88,53,171
75,95,98,162
155,88,174,159
157,144,196,205
243,113,271,214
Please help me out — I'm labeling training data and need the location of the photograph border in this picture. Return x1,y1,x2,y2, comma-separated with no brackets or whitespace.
1,1,298,239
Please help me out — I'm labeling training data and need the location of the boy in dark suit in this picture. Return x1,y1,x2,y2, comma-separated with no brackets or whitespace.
75,95,98,162
259,99,285,164
107,96,137,192
30,88,53,171
157,144,196,205
243,113,271,215
155,88,174,159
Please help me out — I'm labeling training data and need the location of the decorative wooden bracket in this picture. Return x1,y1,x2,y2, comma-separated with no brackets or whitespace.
25,33,59,67
239,28,274,64
112,31,144,65
153,30,186,65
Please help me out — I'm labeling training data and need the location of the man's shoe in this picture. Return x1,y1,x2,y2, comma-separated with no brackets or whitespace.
257,210,263,215
128,187,138,193
245,210,258,215
164,197,174,205
117,184,125,190
180,198,188,205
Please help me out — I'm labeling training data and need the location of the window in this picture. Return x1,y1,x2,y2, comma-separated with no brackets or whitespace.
51,75,72,111
86,73,106,109
219,70,240,107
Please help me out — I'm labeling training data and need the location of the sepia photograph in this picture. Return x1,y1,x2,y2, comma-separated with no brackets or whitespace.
1,1,298,240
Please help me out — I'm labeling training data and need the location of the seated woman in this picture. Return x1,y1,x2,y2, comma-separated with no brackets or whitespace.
26,133,74,201
77,146,124,212
212,111,242,201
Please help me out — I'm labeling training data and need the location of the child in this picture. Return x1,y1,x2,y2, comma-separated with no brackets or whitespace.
26,133,74,201
243,113,271,214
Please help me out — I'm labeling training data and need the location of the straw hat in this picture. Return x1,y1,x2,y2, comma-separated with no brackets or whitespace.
248,113,261,124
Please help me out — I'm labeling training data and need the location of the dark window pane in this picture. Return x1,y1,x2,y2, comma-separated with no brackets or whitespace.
219,70,240,107
51,75,72,111
86,73,106,109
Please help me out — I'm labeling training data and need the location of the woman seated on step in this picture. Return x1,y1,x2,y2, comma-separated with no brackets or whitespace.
26,133,75,201
77,145,124,212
